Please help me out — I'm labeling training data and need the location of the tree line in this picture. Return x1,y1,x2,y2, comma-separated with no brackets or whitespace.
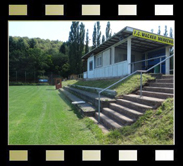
9,21,113,82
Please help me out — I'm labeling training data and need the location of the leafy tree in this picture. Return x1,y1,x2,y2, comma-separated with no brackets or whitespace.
102,35,105,43
68,21,85,74
169,27,173,38
157,26,161,35
106,21,112,39
28,38,37,48
59,42,66,54
61,63,70,78
164,25,168,36
85,29,89,54
96,21,101,46
92,23,97,49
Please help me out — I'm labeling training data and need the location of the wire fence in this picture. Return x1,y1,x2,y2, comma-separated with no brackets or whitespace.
9,70,61,85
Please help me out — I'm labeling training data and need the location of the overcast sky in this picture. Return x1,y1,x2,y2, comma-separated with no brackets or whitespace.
9,20,174,46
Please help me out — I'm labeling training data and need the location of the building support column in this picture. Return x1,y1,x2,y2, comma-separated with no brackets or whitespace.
165,46,170,74
127,37,131,74
111,46,115,64
145,52,148,69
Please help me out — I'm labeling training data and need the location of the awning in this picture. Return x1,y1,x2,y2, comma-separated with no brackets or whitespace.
82,26,173,60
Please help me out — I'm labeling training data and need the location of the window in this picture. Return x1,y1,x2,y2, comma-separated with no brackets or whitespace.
89,61,93,71
115,53,127,63
96,55,102,67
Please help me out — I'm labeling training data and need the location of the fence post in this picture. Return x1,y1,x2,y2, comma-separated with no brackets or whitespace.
140,72,142,97
16,71,17,82
25,71,26,83
34,71,35,83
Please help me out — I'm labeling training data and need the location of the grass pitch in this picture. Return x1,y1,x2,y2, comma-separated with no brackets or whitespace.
9,86,99,145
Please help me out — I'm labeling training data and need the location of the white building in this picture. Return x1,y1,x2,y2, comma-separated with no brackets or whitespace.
82,26,174,79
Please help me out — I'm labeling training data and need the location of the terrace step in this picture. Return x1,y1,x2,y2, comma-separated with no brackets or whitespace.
88,117,109,134
137,90,174,99
116,98,153,113
122,94,164,108
143,86,173,94
63,86,115,108
109,103,143,120
59,88,96,116
102,108,134,126
156,79,173,83
95,112,123,130
149,82,173,88
161,75,173,79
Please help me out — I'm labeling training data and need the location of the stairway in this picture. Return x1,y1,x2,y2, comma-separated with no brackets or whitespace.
93,75,174,131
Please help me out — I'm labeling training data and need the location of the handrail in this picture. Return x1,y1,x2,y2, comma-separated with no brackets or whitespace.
129,55,166,64
97,54,174,123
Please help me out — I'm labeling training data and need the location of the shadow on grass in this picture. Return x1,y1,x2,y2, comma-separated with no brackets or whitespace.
58,91,83,119
46,89,56,90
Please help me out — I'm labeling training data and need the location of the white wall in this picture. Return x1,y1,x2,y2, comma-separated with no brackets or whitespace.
86,46,143,79
93,61,128,78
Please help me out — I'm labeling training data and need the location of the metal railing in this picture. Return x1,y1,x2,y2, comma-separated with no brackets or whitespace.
130,55,166,73
97,54,174,123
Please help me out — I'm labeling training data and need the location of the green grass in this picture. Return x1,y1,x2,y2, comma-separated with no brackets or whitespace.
104,98,174,145
9,86,100,145
9,85,174,145
81,98,174,145
62,74,155,97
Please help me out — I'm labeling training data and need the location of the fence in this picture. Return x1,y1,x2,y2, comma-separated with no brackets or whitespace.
9,70,61,85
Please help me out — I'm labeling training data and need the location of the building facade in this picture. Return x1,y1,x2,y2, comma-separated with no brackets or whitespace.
82,26,174,79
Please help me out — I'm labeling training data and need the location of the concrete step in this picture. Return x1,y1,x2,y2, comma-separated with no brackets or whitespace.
59,88,96,116
156,79,173,83
161,75,173,79
63,86,115,109
137,90,174,99
143,86,173,94
122,94,164,108
149,82,173,88
109,103,143,120
88,117,109,134
116,99,153,113
102,108,134,126
95,112,123,130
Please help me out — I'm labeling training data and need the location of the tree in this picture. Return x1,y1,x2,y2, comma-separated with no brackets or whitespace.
151,29,154,33
59,42,66,54
169,27,173,38
102,35,105,43
85,29,89,54
106,21,112,40
92,23,97,49
164,25,168,36
68,21,85,74
157,26,161,35
61,63,70,78
28,38,37,48
96,21,101,46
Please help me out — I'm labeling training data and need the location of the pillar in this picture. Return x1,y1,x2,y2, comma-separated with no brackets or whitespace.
127,37,131,74
145,52,148,69
165,46,170,74
111,46,115,64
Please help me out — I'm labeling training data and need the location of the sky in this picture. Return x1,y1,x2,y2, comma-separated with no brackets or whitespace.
9,20,174,46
